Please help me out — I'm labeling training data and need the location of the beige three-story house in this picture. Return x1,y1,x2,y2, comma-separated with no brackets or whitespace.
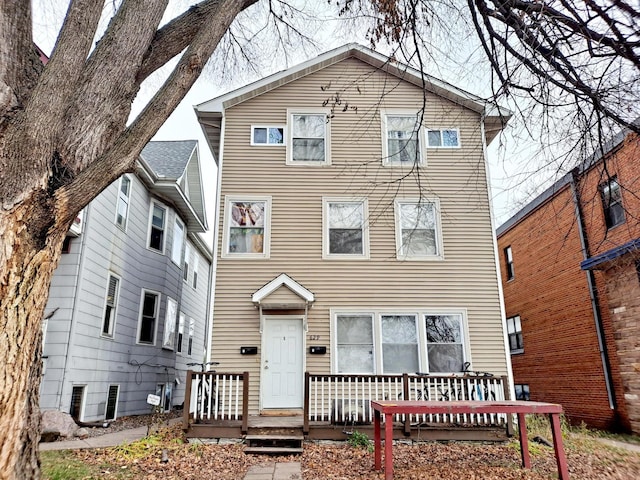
196,44,512,418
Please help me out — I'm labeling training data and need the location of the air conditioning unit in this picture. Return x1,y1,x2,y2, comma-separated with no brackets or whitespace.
332,399,371,425
68,209,84,237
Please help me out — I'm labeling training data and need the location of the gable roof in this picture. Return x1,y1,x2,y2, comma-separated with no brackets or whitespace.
136,140,208,233
252,273,315,305
195,43,511,163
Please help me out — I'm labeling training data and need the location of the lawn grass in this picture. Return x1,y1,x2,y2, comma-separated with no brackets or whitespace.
41,450,131,480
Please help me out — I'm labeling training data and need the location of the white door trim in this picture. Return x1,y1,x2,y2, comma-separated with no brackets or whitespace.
260,315,306,411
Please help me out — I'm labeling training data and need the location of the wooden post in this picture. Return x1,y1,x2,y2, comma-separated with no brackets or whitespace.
549,413,570,480
517,412,531,469
502,375,515,436
402,373,410,436
183,370,193,431
303,372,310,434
241,372,249,434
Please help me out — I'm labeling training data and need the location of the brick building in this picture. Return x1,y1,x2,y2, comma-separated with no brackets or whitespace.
497,124,640,433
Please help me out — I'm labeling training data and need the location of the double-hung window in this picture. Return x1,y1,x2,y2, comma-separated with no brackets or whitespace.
138,290,159,344
333,310,468,374
188,318,195,356
183,244,191,282
223,196,271,258
192,252,199,289
287,111,330,165
148,202,166,252
504,246,514,281
323,198,368,259
162,297,177,350
171,219,184,265
601,177,624,229
382,111,423,166
427,128,460,148
507,315,523,354
251,126,285,145
395,199,442,259
102,274,120,337
115,176,131,230
177,314,185,354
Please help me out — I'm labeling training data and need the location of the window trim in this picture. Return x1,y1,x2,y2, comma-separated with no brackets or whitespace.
136,289,160,345
506,315,524,354
286,109,331,166
331,308,470,375
251,125,286,146
426,127,461,148
101,272,120,338
115,175,131,231
147,201,167,254
222,195,272,259
162,297,178,350
394,198,444,261
380,109,425,167
322,197,370,260
600,176,625,229
504,246,515,281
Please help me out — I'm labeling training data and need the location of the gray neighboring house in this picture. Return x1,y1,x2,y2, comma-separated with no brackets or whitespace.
40,140,212,422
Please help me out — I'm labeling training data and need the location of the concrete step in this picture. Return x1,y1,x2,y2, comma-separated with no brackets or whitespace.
244,434,304,455
244,446,304,455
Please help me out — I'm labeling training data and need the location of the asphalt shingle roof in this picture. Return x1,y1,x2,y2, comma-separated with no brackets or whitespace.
140,140,197,179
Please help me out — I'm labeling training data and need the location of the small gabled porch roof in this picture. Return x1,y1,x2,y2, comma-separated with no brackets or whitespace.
252,273,315,310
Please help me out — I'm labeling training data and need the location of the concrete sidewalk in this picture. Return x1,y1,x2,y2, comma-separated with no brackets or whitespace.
243,462,302,480
39,425,151,451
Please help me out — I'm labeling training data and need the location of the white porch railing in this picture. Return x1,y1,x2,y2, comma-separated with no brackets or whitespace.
183,371,249,427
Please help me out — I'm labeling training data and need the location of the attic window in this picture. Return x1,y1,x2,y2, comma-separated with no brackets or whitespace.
251,126,284,145
427,129,460,148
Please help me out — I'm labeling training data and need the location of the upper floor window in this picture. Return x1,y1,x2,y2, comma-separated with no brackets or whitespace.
138,290,159,344
382,111,423,166
148,203,166,252
601,177,624,229
504,246,514,281
102,274,120,338
427,128,460,148
171,218,184,265
426,314,466,373
223,196,271,258
183,244,191,282
507,315,523,354
177,314,185,354
162,297,177,350
287,111,330,165
61,236,72,254
193,251,199,289
251,126,284,145
395,199,442,260
188,318,195,356
323,198,369,259
115,176,131,230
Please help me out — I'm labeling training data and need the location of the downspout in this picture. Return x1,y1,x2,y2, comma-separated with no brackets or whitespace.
569,169,616,409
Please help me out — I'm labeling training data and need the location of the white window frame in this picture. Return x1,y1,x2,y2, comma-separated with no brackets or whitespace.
147,201,167,253
162,297,178,350
222,195,272,259
380,109,425,167
286,109,331,166
504,246,515,281
426,128,461,148
192,251,199,289
101,273,120,338
177,313,185,354
171,218,185,266
394,198,444,260
187,318,195,357
331,309,470,375
115,175,131,230
507,315,524,354
183,243,191,283
251,125,286,146
137,289,160,345
104,384,120,421
322,197,369,260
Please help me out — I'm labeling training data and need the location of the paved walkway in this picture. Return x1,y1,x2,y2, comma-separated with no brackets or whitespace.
243,462,302,480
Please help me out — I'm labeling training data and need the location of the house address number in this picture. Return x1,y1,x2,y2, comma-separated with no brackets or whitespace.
309,335,320,341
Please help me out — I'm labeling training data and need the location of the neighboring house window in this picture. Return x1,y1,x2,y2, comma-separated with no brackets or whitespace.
251,125,285,145
336,314,374,374
188,318,195,356
601,177,624,229
515,384,530,401
425,314,466,373
427,128,460,148
183,244,191,282
155,383,172,413
61,237,72,254
192,252,199,289
395,199,442,259
148,203,166,252
507,315,523,354
162,297,177,350
223,196,271,258
504,246,514,281
171,218,184,265
102,274,120,337
334,310,468,374
70,386,86,421
105,385,119,421
177,314,185,354
138,290,159,344
382,111,422,166
116,176,131,229
287,111,330,165
323,198,369,259
381,315,419,374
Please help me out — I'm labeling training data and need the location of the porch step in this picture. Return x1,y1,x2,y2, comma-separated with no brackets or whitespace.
244,434,304,455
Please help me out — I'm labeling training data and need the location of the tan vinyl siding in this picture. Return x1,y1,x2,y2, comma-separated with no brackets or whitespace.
211,57,507,413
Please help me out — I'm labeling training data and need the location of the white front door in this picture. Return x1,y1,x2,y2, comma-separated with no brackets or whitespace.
262,317,304,409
